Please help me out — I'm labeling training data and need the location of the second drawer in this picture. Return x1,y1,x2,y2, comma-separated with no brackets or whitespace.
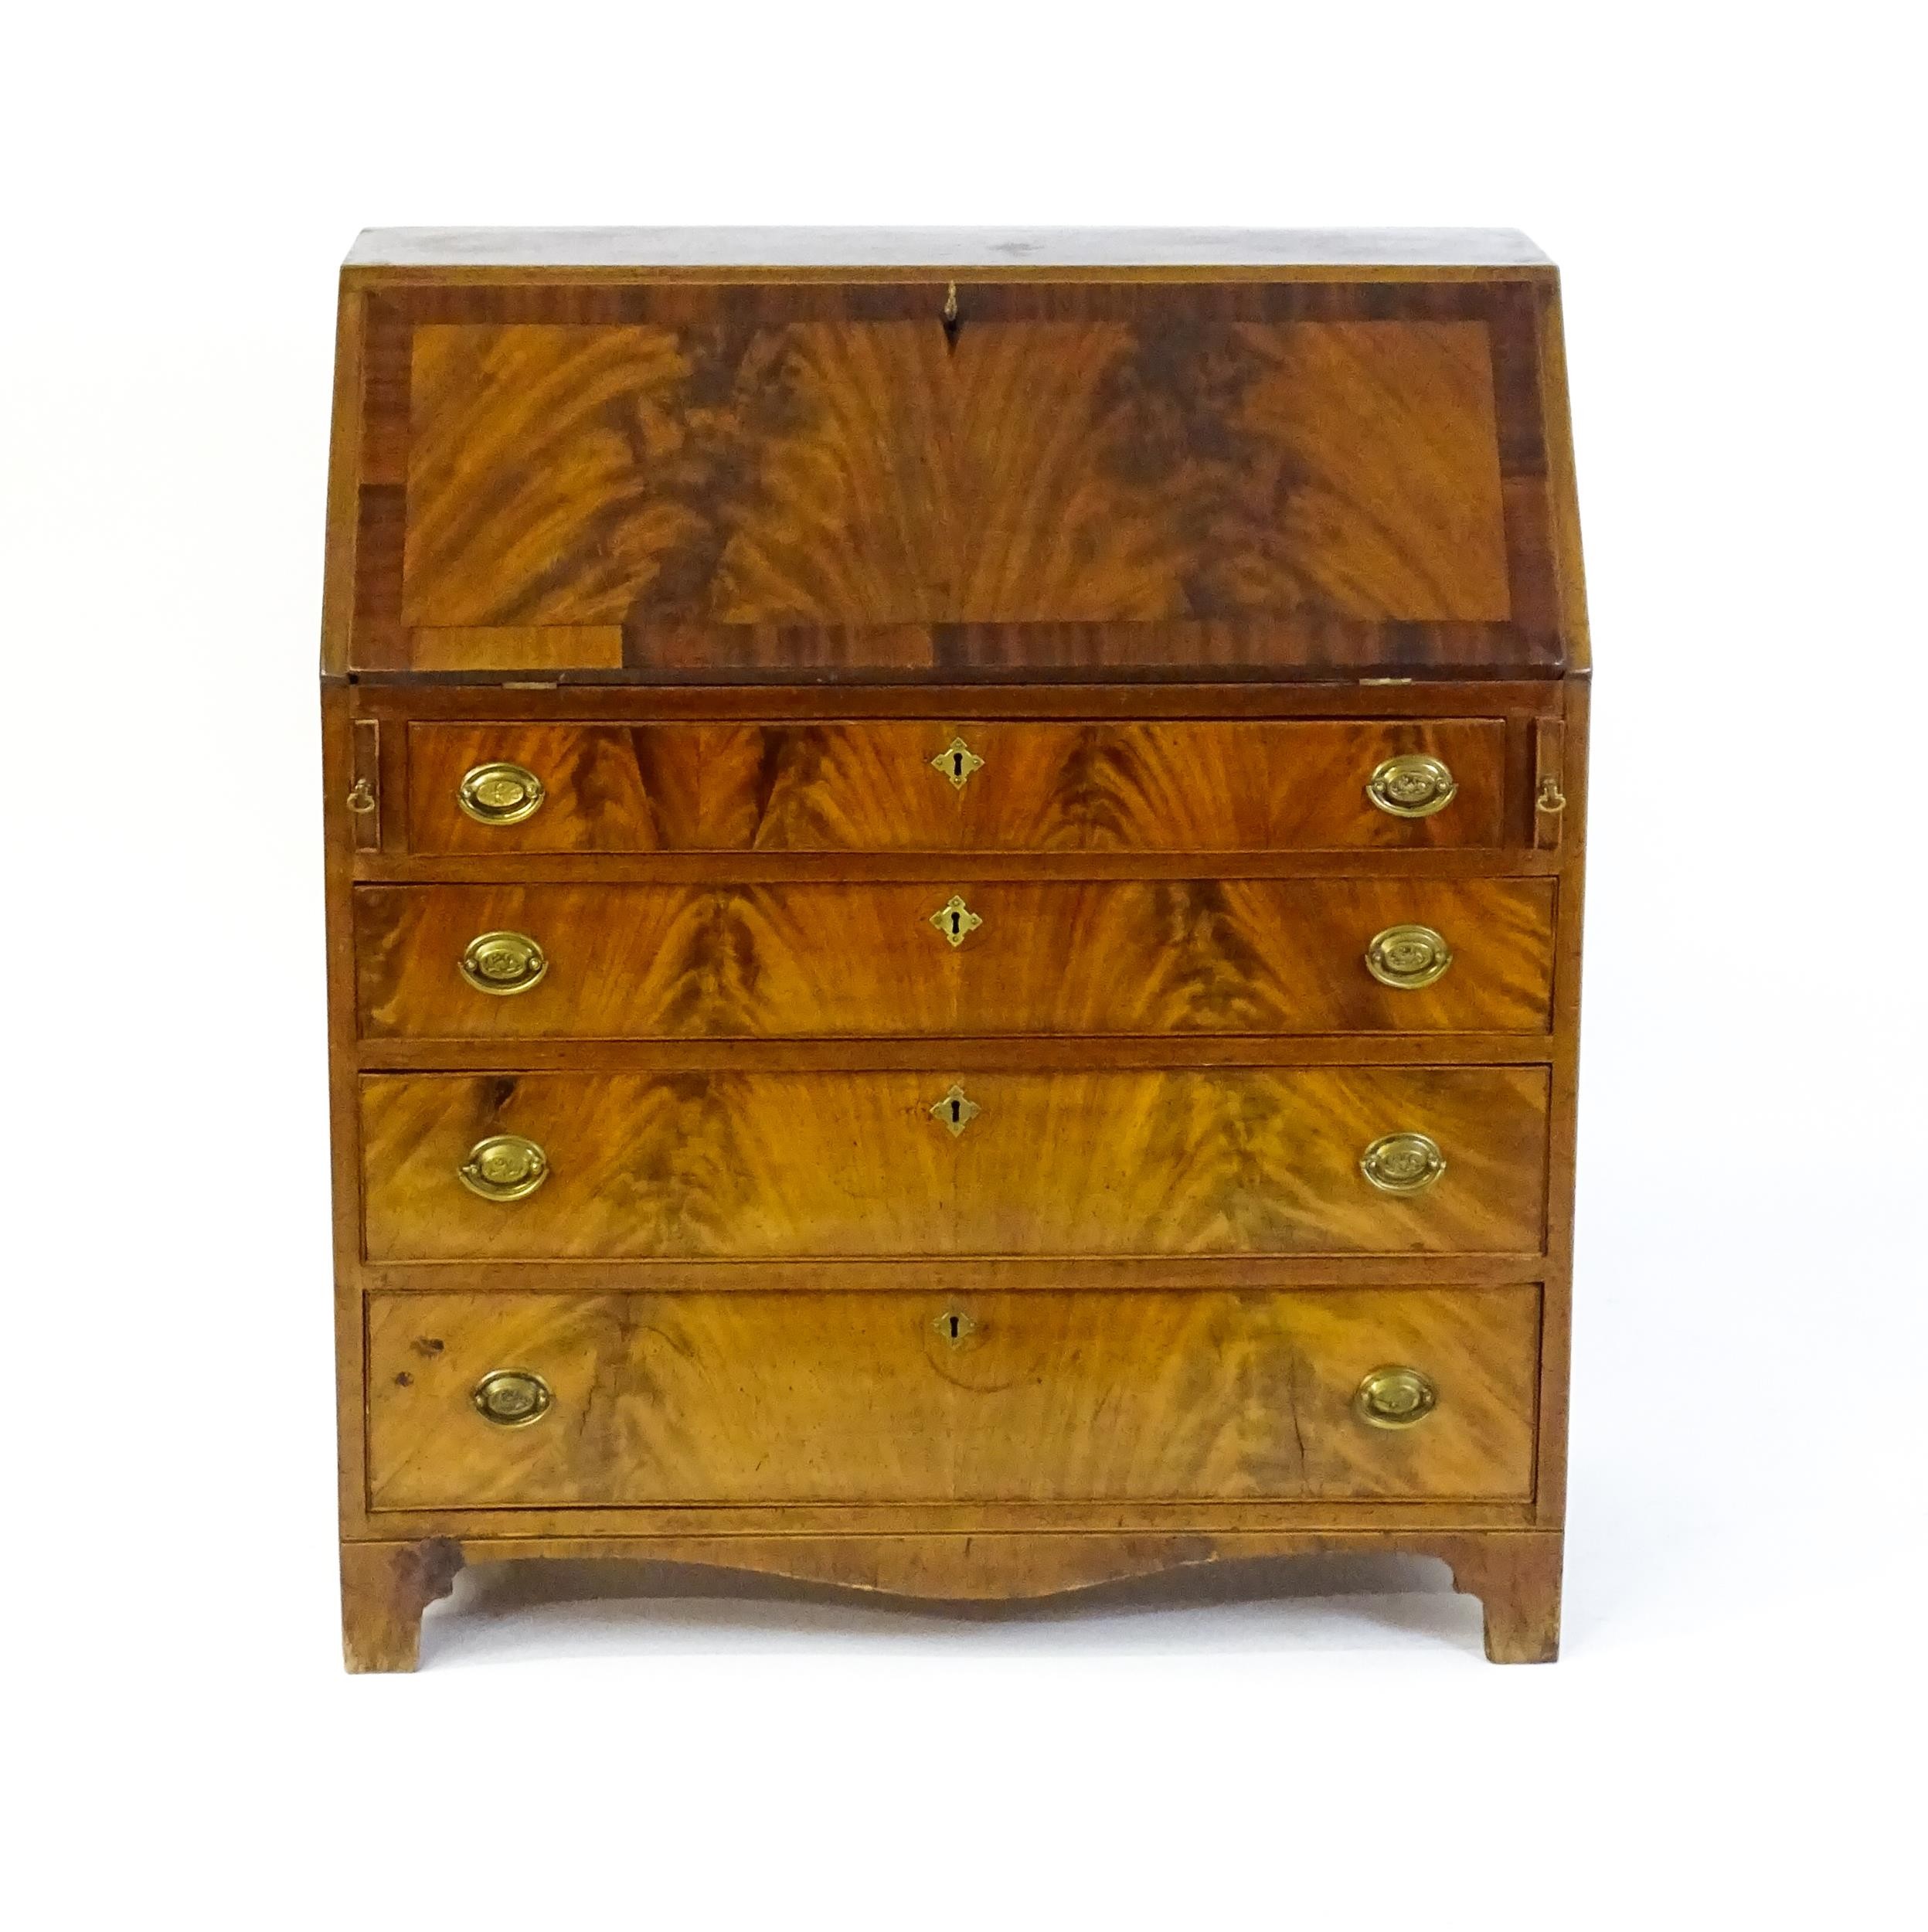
357,878,1556,1039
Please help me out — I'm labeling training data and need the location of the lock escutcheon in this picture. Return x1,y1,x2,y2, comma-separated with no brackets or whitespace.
929,894,983,947
931,736,985,791
930,1084,981,1137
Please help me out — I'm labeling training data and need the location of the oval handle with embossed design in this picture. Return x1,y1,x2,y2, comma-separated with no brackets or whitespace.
1353,1366,1438,1430
457,761,546,825
1366,753,1457,818
1365,923,1454,990
471,1369,553,1427
1360,1131,1447,1195
458,1134,549,1202
459,930,549,996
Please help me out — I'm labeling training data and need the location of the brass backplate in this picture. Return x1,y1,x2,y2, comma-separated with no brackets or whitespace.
471,1369,553,1427
458,1134,549,1202
458,760,546,825
1365,923,1454,990
458,930,549,995
1353,1366,1438,1430
930,1084,981,1136
930,894,983,947
930,736,984,790
1365,753,1457,818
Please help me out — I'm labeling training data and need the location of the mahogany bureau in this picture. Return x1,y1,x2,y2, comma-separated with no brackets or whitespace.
321,227,1589,1668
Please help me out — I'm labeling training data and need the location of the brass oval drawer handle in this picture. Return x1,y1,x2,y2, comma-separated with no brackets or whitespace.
1365,923,1453,990
471,1369,553,1428
1366,753,1457,818
1360,1131,1447,1195
931,735,984,791
459,930,549,996
930,893,983,947
457,760,546,825
1354,1366,1438,1430
458,1134,549,1202
345,777,376,815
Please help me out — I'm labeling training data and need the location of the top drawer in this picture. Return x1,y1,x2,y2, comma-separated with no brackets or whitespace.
406,719,1507,854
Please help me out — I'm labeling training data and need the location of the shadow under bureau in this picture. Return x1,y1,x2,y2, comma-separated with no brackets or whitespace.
321,226,1588,1668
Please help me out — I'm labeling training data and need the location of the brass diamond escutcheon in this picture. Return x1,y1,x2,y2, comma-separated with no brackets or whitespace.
930,1084,981,1137
930,894,983,947
931,736,985,790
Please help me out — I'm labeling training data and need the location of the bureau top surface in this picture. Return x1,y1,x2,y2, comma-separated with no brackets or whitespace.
326,230,1585,685
343,227,1554,277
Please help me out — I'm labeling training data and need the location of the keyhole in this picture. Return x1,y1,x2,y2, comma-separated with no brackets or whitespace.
935,1307,977,1345
951,750,964,780
950,1098,962,1125
948,909,961,938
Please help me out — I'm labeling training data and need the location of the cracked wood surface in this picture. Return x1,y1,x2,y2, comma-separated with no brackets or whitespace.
366,1287,1541,1509
360,1066,1549,1262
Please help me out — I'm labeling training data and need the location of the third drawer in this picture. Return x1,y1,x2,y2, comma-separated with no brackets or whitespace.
362,1066,1549,1260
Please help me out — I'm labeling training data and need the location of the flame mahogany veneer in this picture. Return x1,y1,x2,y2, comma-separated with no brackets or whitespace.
322,227,1588,1669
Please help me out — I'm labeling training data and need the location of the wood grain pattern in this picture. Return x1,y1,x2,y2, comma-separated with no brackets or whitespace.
1447,1529,1563,1662
341,1528,1556,1671
366,1287,1541,1509
373,679,1566,723
360,1066,1549,1261
355,878,1556,1039
404,719,1508,853
410,626,624,672
322,239,1589,1665
339,1538,462,1672
401,321,1508,631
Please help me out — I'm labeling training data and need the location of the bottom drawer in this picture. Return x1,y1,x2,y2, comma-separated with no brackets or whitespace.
367,1288,1540,1509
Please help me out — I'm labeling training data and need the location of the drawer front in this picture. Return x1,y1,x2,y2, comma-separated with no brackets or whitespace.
359,878,1556,1039
361,1067,1548,1260
405,719,1507,853
366,1287,1542,1509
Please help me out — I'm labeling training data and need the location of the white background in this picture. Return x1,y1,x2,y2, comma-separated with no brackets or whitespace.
7,2,1922,1923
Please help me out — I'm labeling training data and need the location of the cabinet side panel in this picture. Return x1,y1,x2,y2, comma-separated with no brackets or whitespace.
322,685,371,1532
1534,673,1589,1525
321,290,366,679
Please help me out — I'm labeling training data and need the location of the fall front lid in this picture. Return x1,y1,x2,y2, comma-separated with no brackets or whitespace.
332,232,1579,679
